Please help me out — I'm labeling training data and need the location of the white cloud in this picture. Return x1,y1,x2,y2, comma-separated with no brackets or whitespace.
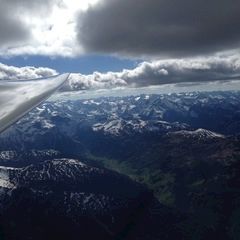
0,63,58,80
1,55,240,90
64,55,240,90
67,72,127,90
0,0,100,57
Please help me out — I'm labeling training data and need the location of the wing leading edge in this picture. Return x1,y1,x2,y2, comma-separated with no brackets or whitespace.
0,73,70,134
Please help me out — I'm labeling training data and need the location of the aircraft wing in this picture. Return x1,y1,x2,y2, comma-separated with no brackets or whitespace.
0,73,70,134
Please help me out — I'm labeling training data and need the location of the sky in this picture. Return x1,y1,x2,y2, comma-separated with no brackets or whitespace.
0,0,240,91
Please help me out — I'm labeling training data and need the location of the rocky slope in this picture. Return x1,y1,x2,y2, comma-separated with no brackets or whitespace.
0,159,155,239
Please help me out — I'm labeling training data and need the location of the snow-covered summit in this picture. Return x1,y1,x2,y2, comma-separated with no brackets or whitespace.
168,128,225,140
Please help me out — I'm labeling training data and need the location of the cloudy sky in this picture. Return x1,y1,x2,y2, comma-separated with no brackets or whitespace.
0,0,240,90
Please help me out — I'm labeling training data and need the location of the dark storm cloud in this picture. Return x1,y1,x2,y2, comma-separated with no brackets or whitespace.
0,16,29,47
77,0,240,57
0,1,30,46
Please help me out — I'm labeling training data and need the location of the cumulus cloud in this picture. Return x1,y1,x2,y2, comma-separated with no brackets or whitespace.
77,0,240,58
0,63,58,80
65,56,240,90
1,55,240,91
66,72,127,91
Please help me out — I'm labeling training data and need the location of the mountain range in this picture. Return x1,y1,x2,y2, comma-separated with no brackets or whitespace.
1,91,240,239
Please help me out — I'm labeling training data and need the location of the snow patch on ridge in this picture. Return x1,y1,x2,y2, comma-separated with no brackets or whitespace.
0,166,15,188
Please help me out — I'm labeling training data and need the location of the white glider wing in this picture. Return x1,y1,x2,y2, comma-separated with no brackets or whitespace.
0,73,70,133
